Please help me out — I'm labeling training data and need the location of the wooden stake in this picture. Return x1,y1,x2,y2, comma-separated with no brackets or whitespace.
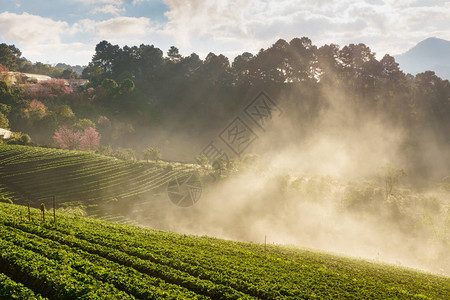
40,203,45,223
53,196,56,225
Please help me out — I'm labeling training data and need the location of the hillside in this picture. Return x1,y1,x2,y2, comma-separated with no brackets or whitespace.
0,202,448,299
395,37,450,79
0,145,196,222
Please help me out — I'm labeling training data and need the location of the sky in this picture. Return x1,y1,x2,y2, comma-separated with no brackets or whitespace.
0,0,449,66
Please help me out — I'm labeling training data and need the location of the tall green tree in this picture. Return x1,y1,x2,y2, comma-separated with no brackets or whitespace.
0,44,18,70
167,46,182,62
0,111,9,129
92,40,120,74
288,37,317,82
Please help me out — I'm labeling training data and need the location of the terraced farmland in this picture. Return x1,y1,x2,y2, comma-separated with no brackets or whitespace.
0,202,448,299
0,145,195,221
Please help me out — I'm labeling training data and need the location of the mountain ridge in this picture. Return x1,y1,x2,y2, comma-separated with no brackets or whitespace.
395,37,450,79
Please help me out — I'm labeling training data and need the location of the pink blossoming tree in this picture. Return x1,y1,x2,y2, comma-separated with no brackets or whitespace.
53,126,82,149
80,127,101,150
54,126,101,150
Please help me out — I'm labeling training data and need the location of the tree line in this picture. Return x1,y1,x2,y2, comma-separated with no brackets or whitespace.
0,43,81,78
0,37,449,174
81,38,449,134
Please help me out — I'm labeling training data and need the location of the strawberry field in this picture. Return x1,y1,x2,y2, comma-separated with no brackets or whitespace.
0,202,449,299
0,145,195,222
0,145,449,299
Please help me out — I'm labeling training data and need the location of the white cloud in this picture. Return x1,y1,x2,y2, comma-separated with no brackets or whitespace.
1,1,450,65
70,19,97,35
132,0,150,4
162,0,450,57
0,12,157,65
73,0,125,15
94,17,154,39
73,0,123,5
20,42,95,66
91,4,125,15
0,12,95,65
71,16,168,56
0,12,68,45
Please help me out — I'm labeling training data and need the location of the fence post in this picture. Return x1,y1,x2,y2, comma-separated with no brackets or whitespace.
40,203,45,223
53,196,56,225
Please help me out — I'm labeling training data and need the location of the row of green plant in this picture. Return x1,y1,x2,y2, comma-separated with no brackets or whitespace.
0,273,47,300
0,230,131,299
0,205,251,299
0,145,194,210
1,202,448,300
0,226,206,299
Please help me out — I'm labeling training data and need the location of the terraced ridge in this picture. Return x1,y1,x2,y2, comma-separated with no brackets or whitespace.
0,145,195,221
0,202,449,299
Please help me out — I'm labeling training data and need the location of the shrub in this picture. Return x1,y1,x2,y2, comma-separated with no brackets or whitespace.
6,132,31,145
143,146,161,162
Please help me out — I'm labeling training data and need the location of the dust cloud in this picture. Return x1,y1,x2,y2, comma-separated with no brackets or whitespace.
132,87,449,276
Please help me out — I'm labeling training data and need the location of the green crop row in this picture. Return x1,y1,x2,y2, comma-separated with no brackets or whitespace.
0,273,48,300
0,226,208,299
0,145,195,219
0,222,253,299
0,235,133,299
1,203,448,300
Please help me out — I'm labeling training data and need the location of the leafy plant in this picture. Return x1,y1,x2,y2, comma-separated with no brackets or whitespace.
143,146,161,162
0,202,447,300
379,163,407,200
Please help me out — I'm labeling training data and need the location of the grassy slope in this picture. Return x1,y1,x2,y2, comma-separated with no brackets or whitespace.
0,145,195,222
0,202,448,299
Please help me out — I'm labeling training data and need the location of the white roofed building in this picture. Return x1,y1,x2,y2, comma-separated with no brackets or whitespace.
0,128,12,140
22,73,52,83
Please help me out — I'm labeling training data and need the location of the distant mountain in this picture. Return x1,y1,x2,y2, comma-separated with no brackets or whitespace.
54,63,85,75
395,37,450,80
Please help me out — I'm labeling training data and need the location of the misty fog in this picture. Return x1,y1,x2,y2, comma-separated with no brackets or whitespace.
126,85,449,276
